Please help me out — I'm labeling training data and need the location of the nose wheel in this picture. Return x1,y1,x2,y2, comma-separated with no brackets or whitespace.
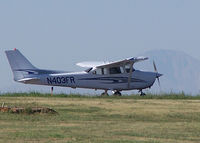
139,90,146,96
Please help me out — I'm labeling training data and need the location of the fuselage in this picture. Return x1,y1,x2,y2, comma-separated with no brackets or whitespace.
5,49,162,93
22,70,157,91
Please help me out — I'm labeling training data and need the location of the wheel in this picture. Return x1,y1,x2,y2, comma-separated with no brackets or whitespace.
139,90,146,96
113,91,122,96
101,91,109,96
140,92,146,96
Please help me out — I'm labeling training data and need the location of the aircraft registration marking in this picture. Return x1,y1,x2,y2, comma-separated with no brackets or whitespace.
47,76,75,85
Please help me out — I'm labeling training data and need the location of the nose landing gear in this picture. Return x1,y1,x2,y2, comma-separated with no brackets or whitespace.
139,90,146,96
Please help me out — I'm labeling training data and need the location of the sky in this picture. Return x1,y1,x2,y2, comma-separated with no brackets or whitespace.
0,0,200,94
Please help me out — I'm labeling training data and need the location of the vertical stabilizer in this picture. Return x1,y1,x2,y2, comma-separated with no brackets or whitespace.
5,49,37,81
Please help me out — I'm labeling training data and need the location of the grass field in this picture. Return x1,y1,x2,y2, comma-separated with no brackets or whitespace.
0,93,200,143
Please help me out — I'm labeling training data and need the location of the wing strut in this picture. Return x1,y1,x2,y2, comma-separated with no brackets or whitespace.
127,62,134,88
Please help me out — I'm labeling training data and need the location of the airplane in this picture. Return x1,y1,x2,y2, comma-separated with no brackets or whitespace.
5,49,162,96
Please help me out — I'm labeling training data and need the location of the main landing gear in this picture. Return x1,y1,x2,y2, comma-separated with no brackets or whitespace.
139,90,146,96
101,90,109,96
112,90,122,96
101,90,122,96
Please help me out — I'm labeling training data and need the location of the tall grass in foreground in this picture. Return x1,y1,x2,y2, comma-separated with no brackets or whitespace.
1,92,200,99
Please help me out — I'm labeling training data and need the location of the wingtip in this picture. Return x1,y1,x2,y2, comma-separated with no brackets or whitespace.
5,48,19,53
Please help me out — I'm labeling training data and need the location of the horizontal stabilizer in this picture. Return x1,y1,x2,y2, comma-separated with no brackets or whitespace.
18,78,40,84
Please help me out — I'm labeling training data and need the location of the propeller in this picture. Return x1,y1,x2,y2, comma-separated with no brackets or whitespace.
153,60,162,87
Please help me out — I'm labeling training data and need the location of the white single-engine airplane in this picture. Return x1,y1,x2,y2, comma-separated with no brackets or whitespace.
5,49,162,96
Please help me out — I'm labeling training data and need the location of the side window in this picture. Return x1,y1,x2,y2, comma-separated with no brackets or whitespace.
96,68,102,75
92,68,103,75
109,67,121,74
92,67,125,75
103,68,108,75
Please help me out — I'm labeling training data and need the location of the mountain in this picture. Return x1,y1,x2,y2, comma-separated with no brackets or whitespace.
135,49,200,94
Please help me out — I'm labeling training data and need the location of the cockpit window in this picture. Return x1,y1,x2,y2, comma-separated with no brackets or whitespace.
109,67,121,74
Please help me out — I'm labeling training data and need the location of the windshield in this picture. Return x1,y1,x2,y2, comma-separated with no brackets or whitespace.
125,64,135,73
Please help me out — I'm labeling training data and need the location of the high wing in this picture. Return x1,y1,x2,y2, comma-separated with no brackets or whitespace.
76,61,108,68
96,57,148,68
76,57,148,68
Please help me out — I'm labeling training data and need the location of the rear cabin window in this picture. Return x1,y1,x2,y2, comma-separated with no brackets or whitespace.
95,68,102,75
92,68,107,75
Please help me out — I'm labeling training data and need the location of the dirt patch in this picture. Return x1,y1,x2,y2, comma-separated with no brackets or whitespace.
0,103,57,114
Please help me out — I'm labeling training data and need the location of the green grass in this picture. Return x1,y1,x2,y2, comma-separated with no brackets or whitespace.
0,93,200,142
1,92,200,99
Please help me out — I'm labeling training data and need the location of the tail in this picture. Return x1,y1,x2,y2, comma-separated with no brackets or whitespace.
5,49,37,81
